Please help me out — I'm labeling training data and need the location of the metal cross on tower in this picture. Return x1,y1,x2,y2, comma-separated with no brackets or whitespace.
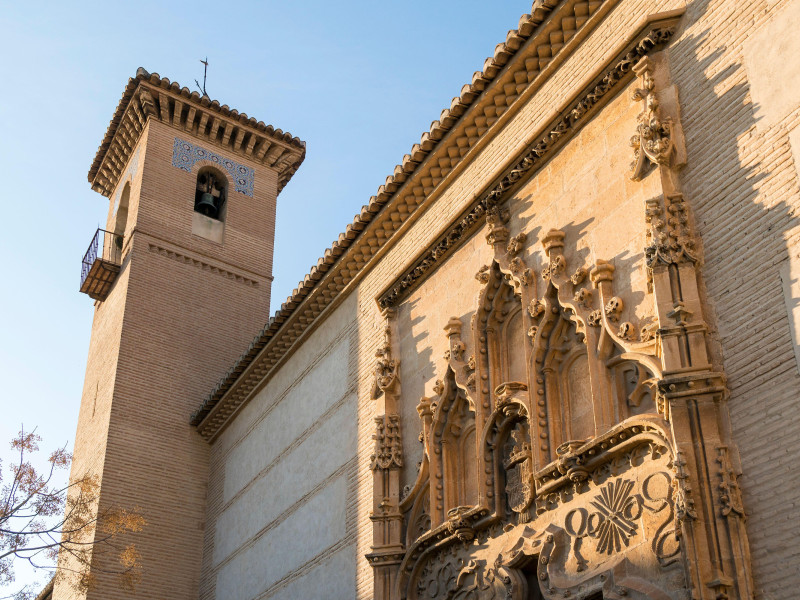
195,57,209,97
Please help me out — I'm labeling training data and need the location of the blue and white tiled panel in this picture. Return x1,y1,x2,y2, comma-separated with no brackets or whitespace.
171,137,255,197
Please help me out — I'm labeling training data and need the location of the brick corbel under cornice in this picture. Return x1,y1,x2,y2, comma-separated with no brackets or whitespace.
88,69,306,197
191,3,685,441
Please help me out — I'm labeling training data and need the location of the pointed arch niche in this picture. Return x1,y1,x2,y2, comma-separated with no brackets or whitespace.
415,370,478,530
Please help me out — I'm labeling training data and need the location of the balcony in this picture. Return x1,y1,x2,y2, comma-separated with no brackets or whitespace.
79,228,123,301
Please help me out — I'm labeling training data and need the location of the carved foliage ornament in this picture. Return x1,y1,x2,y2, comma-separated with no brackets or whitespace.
629,57,675,181
645,193,697,268
372,315,400,399
372,414,404,470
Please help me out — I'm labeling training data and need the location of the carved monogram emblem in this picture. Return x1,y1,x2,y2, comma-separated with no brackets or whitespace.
590,479,641,554
564,478,642,557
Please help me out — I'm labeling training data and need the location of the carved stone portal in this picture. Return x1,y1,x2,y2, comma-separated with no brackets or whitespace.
369,36,752,600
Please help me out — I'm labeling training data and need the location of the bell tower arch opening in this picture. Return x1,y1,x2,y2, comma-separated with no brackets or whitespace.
194,167,227,221
113,182,130,239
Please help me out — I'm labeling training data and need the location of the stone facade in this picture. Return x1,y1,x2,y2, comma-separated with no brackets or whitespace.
64,1,800,599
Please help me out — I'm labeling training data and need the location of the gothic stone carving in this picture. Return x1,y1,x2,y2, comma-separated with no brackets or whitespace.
376,25,753,600
367,309,406,590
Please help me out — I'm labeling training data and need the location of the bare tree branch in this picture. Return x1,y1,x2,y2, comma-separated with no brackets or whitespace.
0,427,145,597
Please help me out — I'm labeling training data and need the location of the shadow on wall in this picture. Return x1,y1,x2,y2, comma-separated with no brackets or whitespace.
673,0,800,597
397,296,435,490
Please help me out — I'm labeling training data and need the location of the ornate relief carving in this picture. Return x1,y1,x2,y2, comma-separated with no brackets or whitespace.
585,478,641,554
372,309,400,399
669,451,697,523
413,546,509,600
716,446,744,519
388,22,753,600
372,414,403,470
645,193,698,269
367,309,406,577
629,57,676,181
627,49,753,600
500,400,534,521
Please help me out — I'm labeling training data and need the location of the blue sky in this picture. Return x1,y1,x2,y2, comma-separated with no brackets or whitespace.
0,0,530,589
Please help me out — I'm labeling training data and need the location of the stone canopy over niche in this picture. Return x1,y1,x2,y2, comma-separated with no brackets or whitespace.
367,13,753,600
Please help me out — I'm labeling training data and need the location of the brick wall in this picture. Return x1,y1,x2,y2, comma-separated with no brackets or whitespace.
58,118,282,599
669,1,800,597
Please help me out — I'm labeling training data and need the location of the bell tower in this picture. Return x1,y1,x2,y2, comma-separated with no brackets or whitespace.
59,68,305,599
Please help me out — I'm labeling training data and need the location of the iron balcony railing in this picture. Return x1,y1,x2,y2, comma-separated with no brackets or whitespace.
79,228,123,299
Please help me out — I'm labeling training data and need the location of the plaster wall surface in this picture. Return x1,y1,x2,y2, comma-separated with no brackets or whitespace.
215,474,350,600
201,294,359,600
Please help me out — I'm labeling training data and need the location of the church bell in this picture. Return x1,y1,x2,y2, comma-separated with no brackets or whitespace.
196,191,218,217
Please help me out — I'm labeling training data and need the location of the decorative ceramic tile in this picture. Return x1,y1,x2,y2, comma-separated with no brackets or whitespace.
171,137,255,197
113,147,140,214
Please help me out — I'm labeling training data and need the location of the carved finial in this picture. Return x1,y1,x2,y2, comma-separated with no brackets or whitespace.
506,232,527,257
573,288,593,309
371,310,400,399
617,322,636,340
645,194,698,268
589,259,615,286
541,229,565,254
570,267,587,286
541,255,565,282
370,414,403,471
486,206,510,247
630,56,675,181
528,299,545,319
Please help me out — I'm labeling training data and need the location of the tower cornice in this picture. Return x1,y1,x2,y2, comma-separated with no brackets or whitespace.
88,67,306,198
